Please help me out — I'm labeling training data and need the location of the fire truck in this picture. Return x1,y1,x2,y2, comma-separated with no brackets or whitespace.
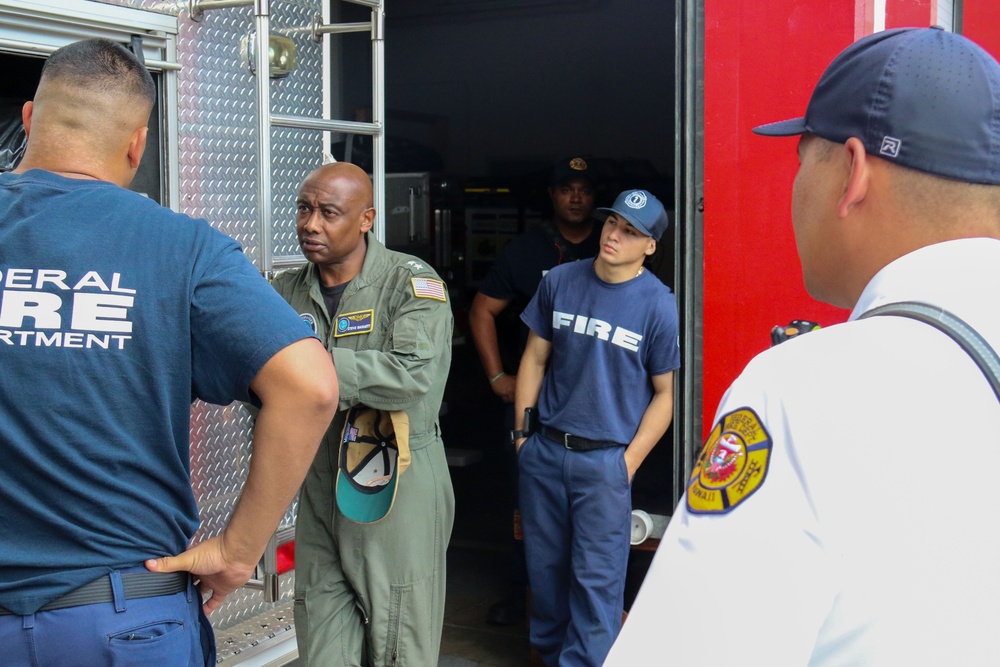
2,0,999,664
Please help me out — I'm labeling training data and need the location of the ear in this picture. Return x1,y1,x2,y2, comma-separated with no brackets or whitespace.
645,238,657,256
127,126,148,170
361,207,375,233
21,101,33,137
837,137,869,218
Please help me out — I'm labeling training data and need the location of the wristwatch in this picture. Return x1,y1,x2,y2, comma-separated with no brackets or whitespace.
509,407,537,444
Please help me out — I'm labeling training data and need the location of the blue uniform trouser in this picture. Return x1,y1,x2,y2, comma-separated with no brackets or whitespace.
0,566,215,667
518,432,632,667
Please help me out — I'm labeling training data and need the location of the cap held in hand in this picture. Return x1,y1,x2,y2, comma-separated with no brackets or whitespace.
336,406,411,524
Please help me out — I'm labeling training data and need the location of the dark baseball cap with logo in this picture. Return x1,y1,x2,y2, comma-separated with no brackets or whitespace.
595,189,669,241
753,27,1000,185
551,156,597,187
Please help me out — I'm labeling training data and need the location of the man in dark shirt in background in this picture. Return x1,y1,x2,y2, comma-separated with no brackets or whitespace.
469,156,600,625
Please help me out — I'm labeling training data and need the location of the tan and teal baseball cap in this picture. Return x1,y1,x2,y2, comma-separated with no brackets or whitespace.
336,406,410,523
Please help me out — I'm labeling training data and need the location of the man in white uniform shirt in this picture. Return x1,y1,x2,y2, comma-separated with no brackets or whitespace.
606,27,1000,666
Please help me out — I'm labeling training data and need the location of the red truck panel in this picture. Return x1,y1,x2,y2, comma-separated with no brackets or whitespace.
886,0,935,29
964,2,1000,59
700,0,998,439
701,1,851,438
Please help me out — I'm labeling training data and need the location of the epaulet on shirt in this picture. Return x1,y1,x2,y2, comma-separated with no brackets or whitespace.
686,407,772,515
402,259,448,302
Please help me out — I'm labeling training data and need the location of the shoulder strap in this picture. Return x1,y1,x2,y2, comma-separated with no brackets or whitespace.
539,222,583,264
858,301,1000,402
539,222,568,264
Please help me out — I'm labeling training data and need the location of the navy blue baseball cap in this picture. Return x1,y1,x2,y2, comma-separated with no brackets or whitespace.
595,189,669,240
753,27,1000,185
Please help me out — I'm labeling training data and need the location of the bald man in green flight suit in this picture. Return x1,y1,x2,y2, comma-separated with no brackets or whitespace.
272,162,455,666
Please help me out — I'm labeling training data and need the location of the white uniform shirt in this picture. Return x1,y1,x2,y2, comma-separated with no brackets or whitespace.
606,238,1000,666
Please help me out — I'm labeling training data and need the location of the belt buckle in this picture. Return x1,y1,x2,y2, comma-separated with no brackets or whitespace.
563,432,574,450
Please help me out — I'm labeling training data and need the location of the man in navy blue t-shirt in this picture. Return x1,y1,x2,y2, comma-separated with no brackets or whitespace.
514,189,680,667
0,38,338,667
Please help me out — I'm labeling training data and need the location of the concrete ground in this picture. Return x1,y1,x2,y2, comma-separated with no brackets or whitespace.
438,545,531,667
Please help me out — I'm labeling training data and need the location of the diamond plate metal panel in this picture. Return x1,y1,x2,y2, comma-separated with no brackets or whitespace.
177,0,327,265
100,0,325,265
92,0,327,644
214,598,297,662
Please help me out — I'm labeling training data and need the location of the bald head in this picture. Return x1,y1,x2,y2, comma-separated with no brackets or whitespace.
18,38,155,185
304,162,374,208
296,161,377,285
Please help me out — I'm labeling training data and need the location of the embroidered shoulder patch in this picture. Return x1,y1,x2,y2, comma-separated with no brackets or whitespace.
687,407,772,514
411,277,447,301
334,309,374,338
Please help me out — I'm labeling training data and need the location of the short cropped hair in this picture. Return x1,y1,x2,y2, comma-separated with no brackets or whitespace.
891,160,1000,220
42,38,155,106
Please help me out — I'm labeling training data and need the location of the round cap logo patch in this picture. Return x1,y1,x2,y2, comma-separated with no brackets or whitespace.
687,407,771,514
625,190,647,210
569,157,588,171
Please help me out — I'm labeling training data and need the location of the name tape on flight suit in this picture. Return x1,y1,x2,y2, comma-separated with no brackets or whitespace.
335,310,374,337
687,407,771,514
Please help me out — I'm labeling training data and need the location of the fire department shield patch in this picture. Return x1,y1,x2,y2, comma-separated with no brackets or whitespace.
687,407,771,514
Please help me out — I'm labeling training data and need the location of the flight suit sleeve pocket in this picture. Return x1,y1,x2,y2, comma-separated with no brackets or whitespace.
390,317,435,361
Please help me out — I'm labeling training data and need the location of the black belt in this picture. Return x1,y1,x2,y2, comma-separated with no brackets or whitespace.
542,426,623,451
0,571,188,615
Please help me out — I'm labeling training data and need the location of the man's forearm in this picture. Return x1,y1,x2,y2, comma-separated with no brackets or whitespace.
225,339,338,565
514,335,549,430
223,392,335,564
624,373,675,477
469,294,506,380
470,293,518,402
624,394,673,473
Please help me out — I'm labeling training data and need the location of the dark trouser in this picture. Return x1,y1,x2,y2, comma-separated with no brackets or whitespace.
0,566,215,667
518,432,632,667
503,403,528,589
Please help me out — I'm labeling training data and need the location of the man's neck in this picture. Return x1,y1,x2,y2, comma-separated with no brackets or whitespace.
317,252,367,288
15,162,103,181
15,143,118,184
593,257,645,284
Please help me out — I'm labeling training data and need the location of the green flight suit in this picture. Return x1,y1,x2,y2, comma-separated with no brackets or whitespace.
273,234,455,667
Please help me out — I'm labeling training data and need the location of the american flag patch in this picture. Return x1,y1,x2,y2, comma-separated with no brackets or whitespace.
411,277,447,301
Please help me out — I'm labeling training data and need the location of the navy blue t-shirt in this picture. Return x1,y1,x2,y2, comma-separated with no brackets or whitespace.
521,261,680,444
0,169,315,614
477,222,600,366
